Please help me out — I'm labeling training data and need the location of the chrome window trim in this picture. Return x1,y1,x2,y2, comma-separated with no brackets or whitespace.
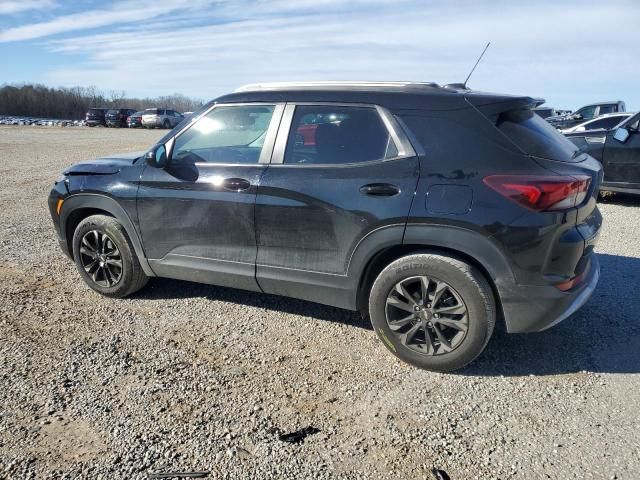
166,102,285,166
269,102,416,166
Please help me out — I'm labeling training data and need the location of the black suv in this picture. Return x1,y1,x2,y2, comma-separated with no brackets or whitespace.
49,82,602,371
85,108,109,127
106,108,136,128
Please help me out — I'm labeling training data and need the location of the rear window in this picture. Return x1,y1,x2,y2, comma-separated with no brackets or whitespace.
107,109,119,115
88,108,104,114
496,109,579,161
145,109,160,114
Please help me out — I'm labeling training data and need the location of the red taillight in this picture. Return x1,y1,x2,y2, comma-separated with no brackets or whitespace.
555,271,585,291
483,174,591,211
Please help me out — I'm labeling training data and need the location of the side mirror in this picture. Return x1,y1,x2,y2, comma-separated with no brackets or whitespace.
146,144,167,168
613,127,630,143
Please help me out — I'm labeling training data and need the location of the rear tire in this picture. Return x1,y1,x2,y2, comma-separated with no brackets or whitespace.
163,120,170,129
72,215,148,298
368,253,495,372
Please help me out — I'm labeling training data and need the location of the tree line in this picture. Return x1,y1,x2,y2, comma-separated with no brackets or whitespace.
0,84,205,119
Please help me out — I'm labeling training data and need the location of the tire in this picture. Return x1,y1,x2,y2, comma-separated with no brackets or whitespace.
72,215,148,298
368,253,495,372
163,120,170,129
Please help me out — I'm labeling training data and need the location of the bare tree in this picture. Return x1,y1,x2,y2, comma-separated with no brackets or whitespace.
0,83,204,119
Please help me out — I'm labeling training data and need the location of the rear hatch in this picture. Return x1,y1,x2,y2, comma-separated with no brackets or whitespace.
469,94,602,282
105,109,122,121
86,108,105,121
142,109,160,122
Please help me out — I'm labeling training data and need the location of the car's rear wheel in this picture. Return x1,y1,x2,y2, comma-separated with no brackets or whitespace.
72,215,148,298
368,253,495,372
163,119,170,129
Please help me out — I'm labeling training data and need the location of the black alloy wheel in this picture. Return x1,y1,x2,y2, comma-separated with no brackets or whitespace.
78,230,123,287
385,275,468,355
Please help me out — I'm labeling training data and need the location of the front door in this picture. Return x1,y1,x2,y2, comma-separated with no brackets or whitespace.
603,115,640,187
137,103,284,291
255,103,419,308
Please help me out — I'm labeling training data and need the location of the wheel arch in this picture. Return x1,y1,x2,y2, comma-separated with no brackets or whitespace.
352,224,515,326
60,193,155,276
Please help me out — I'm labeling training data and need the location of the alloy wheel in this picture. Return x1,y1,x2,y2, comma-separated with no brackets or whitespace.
385,275,469,355
79,230,123,287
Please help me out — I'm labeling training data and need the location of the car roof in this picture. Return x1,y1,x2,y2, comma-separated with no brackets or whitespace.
213,81,538,112
581,101,624,107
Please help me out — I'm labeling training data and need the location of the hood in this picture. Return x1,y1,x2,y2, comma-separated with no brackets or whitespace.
63,150,145,175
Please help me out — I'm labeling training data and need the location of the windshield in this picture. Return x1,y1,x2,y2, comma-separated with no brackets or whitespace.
496,109,580,162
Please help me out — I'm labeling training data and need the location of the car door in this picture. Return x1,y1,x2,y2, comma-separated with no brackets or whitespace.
137,103,284,291
255,103,420,309
602,115,640,187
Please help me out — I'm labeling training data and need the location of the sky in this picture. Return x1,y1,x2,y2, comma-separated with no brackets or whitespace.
1,0,639,110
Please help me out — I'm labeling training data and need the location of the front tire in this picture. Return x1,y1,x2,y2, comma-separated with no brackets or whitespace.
368,253,495,372
72,215,148,298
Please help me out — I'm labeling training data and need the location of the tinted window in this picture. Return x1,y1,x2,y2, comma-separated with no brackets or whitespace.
172,105,275,164
576,106,597,120
598,105,616,115
284,106,397,165
497,109,579,161
587,116,625,130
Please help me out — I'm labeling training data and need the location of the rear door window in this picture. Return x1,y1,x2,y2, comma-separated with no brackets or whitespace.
283,105,398,165
598,105,616,115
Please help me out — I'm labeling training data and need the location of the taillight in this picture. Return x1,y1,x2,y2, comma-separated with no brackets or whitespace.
483,174,591,211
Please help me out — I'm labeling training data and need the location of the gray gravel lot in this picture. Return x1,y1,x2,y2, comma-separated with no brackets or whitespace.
1,125,639,479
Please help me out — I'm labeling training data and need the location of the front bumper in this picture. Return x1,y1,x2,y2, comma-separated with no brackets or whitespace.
499,254,600,333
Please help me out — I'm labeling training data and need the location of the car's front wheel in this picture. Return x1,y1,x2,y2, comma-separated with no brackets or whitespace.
368,253,495,372
72,215,148,298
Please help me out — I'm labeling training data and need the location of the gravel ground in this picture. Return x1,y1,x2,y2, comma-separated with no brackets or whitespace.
1,125,639,479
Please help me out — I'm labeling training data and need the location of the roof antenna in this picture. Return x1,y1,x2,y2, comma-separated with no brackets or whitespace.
463,42,491,89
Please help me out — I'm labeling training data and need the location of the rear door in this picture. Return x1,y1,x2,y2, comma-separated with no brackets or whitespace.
602,114,640,187
137,103,284,291
255,103,419,308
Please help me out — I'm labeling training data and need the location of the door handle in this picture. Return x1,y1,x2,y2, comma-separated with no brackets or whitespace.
359,183,400,197
222,178,251,191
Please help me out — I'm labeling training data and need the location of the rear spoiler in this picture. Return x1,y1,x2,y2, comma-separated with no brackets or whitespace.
464,93,543,123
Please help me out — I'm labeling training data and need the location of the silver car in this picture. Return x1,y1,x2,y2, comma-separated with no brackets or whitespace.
141,108,184,129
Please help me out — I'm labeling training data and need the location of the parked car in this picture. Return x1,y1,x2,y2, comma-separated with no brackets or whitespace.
106,108,136,128
547,101,626,130
566,112,640,195
533,106,558,119
561,113,632,134
141,108,183,129
48,81,602,372
127,111,144,128
85,108,109,127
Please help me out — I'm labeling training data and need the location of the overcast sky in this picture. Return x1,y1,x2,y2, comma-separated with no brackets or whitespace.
1,0,638,110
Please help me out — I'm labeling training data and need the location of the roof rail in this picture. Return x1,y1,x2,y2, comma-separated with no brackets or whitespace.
234,81,440,92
